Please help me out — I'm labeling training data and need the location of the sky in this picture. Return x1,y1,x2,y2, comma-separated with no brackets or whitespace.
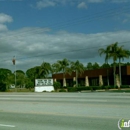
0,0,130,73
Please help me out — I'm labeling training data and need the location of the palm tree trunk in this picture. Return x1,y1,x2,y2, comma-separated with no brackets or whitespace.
63,68,65,87
119,58,122,86
113,61,116,87
76,70,78,87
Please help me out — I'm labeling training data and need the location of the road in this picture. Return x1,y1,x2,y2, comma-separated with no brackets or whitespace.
0,92,130,130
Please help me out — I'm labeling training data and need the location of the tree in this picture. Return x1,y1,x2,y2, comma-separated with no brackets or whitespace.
26,66,41,81
51,63,60,74
0,68,12,83
86,62,93,70
0,68,12,90
71,60,84,87
57,58,71,87
92,62,100,69
108,42,119,86
25,78,34,90
16,71,26,88
98,46,111,86
101,63,110,68
116,47,130,85
40,62,51,78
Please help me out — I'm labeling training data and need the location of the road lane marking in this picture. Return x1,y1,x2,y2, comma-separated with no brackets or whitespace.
0,124,15,127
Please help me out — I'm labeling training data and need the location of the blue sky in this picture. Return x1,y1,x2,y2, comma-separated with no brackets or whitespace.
0,0,130,72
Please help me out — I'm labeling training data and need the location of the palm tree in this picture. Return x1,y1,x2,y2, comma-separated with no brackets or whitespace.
57,58,71,87
108,42,119,87
116,47,130,85
98,45,111,86
71,60,84,87
51,63,60,75
40,62,51,78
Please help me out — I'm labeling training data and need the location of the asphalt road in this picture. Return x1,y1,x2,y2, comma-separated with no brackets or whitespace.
0,92,130,130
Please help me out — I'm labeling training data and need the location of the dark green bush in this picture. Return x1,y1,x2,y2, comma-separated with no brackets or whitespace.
53,82,61,90
68,87,78,92
120,85,130,88
105,86,109,90
77,87,91,91
90,86,102,91
0,82,6,92
59,89,67,92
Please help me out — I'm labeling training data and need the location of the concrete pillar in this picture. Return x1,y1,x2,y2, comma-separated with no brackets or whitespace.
73,77,76,81
99,75,103,86
54,78,57,82
85,76,89,87
63,78,66,87
73,77,76,87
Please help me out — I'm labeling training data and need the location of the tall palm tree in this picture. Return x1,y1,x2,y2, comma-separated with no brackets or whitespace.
71,60,84,87
108,42,119,87
40,62,51,78
98,45,111,86
57,58,71,87
116,47,130,85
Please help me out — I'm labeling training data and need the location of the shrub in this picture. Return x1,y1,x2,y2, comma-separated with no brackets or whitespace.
120,85,130,88
68,87,78,92
77,87,91,91
90,86,102,91
53,82,61,90
59,89,67,92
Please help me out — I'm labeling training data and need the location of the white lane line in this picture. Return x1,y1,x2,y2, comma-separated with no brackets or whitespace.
0,124,15,127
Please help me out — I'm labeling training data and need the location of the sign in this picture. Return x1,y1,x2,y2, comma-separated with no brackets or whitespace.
35,79,54,92
35,79,53,86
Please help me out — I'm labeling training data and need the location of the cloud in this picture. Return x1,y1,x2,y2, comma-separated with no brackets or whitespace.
0,13,13,32
36,0,56,9
77,2,88,9
0,24,8,31
0,13,13,23
0,27,130,72
35,0,104,9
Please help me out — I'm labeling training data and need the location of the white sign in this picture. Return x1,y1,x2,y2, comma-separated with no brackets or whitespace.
35,79,53,86
35,79,54,92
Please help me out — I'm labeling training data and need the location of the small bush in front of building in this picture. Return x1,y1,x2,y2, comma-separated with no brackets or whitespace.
77,87,91,91
109,86,115,89
53,81,61,91
59,89,67,92
91,86,102,91
105,86,109,90
120,85,130,88
68,87,78,92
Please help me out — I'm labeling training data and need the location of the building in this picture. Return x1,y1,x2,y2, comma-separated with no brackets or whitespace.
52,65,130,87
